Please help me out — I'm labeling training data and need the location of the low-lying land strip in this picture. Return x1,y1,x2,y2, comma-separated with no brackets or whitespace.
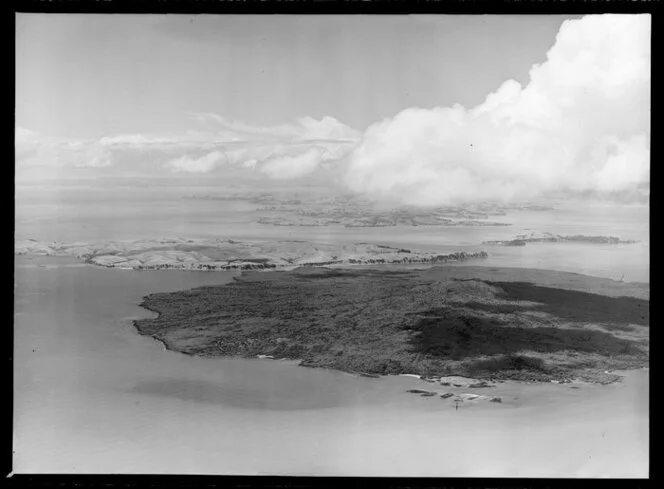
187,193,553,228
484,232,639,246
134,265,648,384
15,238,488,271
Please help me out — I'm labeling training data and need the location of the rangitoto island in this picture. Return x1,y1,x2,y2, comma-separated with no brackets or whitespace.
133,265,649,386
15,238,489,271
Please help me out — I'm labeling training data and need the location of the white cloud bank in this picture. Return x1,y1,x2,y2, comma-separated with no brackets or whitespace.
190,113,361,142
164,151,228,173
343,14,651,205
15,128,113,181
16,116,359,181
260,145,348,179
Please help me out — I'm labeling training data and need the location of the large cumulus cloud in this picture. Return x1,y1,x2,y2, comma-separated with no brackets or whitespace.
343,14,650,205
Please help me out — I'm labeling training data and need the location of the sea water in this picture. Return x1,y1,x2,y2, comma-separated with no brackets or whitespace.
13,256,648,476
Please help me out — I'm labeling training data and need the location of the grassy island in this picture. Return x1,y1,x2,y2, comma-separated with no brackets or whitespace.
134,266,648,384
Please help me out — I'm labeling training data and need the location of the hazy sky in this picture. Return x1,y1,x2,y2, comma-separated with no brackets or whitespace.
16,14,577,138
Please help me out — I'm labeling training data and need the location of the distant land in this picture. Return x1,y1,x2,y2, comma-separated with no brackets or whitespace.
15,238,489,271
134,265,649,385
484,232,640,246
185,193,558,228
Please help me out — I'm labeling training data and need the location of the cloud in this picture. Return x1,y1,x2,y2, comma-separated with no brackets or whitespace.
15,127,114,182
343,14,650,205
242,159,258,170
190,113,362,142
98,134,176,146
164,151,228,173
15,126,41,145
15,122,357,182
260,147,330,179
159,140,356,178
72,146,112,168
218,139,356,179
591,134,650,192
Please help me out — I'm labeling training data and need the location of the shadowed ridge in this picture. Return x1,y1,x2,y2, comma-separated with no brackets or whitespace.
483,281,649,326
407,305,643,360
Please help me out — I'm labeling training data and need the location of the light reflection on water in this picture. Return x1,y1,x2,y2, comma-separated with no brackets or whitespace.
13,256,648,476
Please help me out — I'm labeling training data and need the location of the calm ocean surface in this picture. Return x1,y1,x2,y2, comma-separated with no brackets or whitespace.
14,256,648,476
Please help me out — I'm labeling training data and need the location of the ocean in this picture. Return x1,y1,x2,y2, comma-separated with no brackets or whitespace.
13,256,648,476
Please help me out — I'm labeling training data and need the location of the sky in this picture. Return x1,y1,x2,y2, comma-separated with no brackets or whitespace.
15,14,650,205
16,14,576,137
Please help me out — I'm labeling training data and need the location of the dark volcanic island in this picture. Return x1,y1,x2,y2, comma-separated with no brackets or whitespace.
134,266,649,384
